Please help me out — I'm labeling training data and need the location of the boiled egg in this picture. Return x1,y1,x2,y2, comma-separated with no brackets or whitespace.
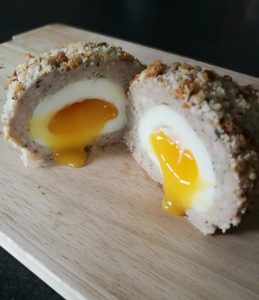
30,78,126,167
139,105,216,215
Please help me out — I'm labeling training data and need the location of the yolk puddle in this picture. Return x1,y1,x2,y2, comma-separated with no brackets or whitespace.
150,131,202,216
53,148,87,168
30,99,118,167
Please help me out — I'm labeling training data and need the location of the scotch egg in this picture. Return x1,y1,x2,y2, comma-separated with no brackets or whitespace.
2,42,144,167
125,60,259,234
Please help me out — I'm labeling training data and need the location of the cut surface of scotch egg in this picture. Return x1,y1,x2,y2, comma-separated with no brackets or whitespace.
30,78,126,167
139,105,216,215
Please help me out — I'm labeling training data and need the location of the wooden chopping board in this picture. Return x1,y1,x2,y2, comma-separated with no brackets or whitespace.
0,24,259,300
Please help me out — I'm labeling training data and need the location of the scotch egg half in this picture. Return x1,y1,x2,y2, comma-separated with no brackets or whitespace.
139,105,216,215
30,78,127,167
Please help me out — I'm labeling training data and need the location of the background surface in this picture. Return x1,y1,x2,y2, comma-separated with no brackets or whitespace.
0,0,258,299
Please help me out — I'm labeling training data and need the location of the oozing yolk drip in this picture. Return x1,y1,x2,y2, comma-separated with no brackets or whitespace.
30,99,118,167
150,131,202,216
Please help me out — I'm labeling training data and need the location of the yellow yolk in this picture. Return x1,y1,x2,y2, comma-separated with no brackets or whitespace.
150,131,203,216
30,99,118,167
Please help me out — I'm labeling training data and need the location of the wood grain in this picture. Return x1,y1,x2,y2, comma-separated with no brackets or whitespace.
0,24,259,300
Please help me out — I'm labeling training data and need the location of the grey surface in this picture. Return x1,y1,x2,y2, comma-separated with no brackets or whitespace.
0,247,62,299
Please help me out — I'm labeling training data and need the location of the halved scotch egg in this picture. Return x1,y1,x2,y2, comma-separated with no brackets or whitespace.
125,61,259,234
2,42,144,167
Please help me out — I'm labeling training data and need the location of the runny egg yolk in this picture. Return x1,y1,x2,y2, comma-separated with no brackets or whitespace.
150,131,204,216
30,99,118,167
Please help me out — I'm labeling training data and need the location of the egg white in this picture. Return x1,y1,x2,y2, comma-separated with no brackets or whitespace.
32,78,127,146
139,105,216,212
